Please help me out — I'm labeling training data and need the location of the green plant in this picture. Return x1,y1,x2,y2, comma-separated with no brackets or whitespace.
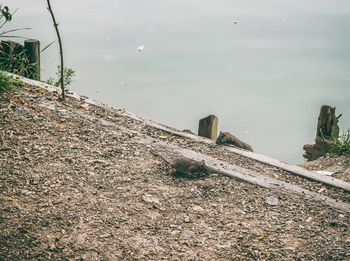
0,41,36,77
0,5,34,77
0,5,29,38
0,71,21,94
46,66,75,87
0,5,12,22
329,130,350,155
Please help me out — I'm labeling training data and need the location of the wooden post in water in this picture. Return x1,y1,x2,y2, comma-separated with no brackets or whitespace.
303,105,340,161
316,105,339,139
198,114,218,140
24,39,40,80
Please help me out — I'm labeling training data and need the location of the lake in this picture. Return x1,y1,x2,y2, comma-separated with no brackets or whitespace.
4,0,350,163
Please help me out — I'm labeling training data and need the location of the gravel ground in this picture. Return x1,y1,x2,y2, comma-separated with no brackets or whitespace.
300,155,350,183
0,83,349,260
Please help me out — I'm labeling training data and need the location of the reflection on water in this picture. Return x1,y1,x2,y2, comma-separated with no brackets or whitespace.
5,0,350,163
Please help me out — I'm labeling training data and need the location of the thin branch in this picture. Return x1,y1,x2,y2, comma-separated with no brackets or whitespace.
46,0,65,100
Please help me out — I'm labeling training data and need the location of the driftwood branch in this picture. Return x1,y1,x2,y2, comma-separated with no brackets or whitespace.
46,0,65,100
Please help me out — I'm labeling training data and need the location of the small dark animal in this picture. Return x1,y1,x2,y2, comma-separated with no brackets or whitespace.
151,151,209,179
170,157,209,178
216,131,253,152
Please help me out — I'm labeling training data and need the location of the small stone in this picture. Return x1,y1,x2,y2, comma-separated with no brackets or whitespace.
265,196,278,206
142,194,160,205
306,217,312,223
318,187,326,193
192,206,204,212
81,103,89,109
180,229,195,238
15,109,29,116
170,230,180,236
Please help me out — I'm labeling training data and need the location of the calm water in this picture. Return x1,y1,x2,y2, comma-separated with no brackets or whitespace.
4,0,350,163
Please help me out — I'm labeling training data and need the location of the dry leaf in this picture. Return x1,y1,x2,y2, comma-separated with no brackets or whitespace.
14,99,24,103
5,197,15,201
159,136,167,140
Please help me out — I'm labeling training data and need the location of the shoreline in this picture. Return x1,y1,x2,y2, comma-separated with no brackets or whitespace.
9,73,350,186
1,75,349,259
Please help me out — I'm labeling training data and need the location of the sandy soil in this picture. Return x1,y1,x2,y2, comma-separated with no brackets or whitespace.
1,83,349,260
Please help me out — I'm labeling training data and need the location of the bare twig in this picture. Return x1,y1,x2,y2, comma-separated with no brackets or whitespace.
46,0,65,100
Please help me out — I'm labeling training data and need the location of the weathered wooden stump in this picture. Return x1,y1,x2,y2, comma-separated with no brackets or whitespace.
316,105,339,139
303,136,331,161
24,39,40,80
303,105,340,161
198,115,218,140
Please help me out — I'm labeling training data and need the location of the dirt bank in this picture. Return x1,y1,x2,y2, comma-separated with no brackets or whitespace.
1,82,349,260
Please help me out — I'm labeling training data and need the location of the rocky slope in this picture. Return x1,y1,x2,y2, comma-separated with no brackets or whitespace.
1,82,349,260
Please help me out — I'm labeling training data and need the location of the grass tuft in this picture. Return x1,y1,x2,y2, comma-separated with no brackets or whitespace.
329,130,350,155
0,71,21,95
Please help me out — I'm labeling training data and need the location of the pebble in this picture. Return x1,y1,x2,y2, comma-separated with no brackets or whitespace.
265,196,279,206
142,194,161,205
192,205,204,212
180,229,195,238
